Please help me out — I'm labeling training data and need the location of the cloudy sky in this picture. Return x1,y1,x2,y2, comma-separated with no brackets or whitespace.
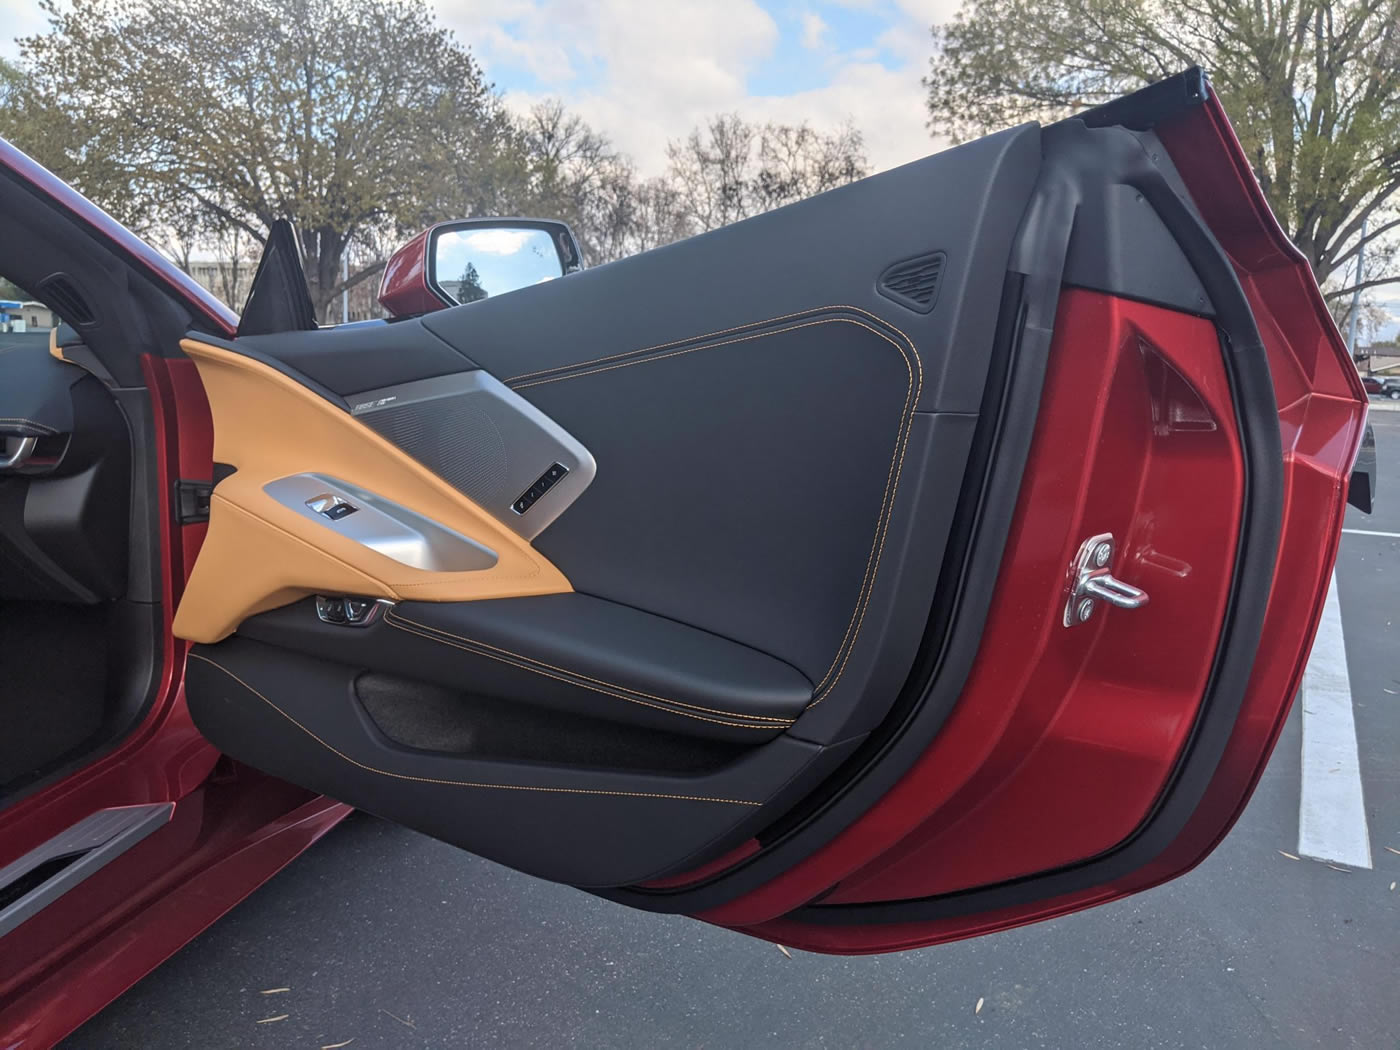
5,0,1396,337
1,0,958,176
429,0,959,174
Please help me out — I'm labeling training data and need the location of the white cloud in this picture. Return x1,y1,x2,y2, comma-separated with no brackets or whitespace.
800,11,830,50
433,0,961,176
458,228,537,255
2,0,955,175
749,61,934,172
436,0,788,175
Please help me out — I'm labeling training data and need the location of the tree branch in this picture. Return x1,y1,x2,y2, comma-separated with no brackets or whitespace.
321,258,386,300
1329,216,1400,272
1322,274,1400,300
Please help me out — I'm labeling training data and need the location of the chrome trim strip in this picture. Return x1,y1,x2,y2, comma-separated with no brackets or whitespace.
0,435,37,469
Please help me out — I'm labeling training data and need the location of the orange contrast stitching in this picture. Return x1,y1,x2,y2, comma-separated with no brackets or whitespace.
188,653,761,805
384,607,797,723
384,612,792,730
502,305,924,711
504,305,882,385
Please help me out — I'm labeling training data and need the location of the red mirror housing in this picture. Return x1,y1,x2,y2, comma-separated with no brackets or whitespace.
377,226,440,319
378,218,584,319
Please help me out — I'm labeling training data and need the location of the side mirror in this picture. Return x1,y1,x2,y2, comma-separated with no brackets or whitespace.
378,218,583,319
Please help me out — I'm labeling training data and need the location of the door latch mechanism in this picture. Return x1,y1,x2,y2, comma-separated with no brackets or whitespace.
1064,533,1149,627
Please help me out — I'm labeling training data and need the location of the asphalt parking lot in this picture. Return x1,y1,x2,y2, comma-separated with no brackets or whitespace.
68,412,1400,1050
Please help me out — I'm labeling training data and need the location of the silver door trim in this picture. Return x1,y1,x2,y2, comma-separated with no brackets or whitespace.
347,370,597,541
263,473,499,572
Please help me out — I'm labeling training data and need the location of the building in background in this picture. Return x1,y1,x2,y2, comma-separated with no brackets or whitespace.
0,300,55,332
185,259,253,314
183,256,384,323
1356,343,1400,376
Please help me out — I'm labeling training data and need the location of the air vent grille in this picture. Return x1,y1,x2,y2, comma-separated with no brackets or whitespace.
37,274,98,328
877,251,946,314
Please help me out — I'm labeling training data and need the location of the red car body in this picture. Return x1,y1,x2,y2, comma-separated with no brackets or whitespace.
0,74,1368,1045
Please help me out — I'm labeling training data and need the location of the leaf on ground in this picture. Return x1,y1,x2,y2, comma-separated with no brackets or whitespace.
1325,864,1351,873
1390,881,1396,891
379,1009,416,1030
776,944,793,959
1385,846,1400,856
261,988,290,995
256,1015,289,1024
321,1041,355,1049
975,997,984,1015
1278,850,1301,860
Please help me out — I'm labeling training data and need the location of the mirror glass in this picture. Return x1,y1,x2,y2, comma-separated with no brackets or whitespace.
432,226,565,305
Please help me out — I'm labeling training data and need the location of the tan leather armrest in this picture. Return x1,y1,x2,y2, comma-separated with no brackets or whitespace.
173,339,571,643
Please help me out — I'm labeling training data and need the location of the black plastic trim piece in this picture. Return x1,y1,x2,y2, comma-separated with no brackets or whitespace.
1079,67,1210,131
237,219,318,337
174,479,213,524
1348,422,1376,513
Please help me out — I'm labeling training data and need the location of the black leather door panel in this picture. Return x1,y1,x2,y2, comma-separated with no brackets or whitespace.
238,315,479,395
187,638,859,886
236,593,812,742
522,309,916,685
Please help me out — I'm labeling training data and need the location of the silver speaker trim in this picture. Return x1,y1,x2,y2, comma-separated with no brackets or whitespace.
347,370,597,541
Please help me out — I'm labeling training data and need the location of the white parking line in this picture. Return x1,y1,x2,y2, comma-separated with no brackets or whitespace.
1341,528,1400,538
1297,571,1372,869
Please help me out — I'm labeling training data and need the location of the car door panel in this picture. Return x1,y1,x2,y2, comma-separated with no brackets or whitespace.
176,72,1367,951
185,638,863,886
237,592,815,742
178,123,1037,890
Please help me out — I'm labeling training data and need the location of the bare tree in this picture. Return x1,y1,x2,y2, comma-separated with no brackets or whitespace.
10,0,520,320
664,114,869,234
924,0,1400,300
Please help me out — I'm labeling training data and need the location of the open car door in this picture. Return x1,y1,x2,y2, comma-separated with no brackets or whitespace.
176,71,1367,954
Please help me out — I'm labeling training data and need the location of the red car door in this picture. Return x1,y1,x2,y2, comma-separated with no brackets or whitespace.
169,70,1365,953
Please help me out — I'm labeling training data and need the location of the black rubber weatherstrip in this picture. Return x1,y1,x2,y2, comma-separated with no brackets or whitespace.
787,119,1285,925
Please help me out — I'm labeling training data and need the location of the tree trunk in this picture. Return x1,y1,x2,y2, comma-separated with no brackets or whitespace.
303,225,346,324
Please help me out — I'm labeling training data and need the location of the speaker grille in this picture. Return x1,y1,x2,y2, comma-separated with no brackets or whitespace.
877,251,946,314
37,273,98,328
360,394,510,505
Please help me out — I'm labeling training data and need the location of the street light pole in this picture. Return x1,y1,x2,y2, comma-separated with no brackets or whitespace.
1346,217,1367,366
342,251,349,325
